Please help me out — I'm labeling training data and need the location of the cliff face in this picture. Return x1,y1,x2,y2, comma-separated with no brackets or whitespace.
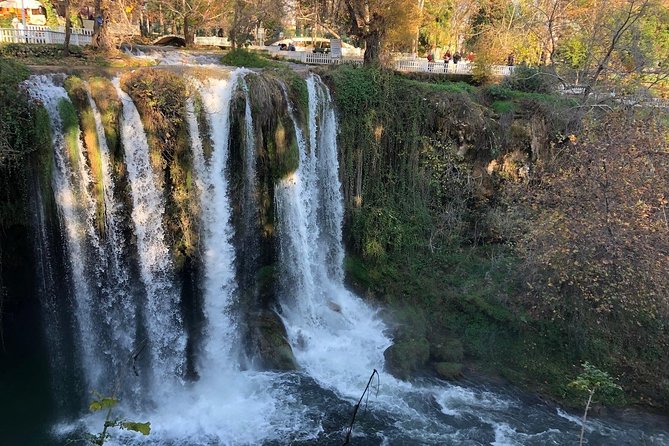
324,65,669,411
0,62,667,412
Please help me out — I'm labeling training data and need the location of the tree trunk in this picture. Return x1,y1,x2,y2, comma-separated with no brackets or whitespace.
183,15,195,46
64,0,71,56
363,32,381,65
92,0,112,51
579,389,594,446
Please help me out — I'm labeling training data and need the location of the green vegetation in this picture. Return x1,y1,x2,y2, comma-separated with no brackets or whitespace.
221,49,282,69
86,395,150,445
121,69,197,269
64,76,105,234
58,98,80,171
327,64,668,410
569,363,623,446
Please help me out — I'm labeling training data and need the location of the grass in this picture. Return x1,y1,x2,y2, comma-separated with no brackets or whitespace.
221,49,283,69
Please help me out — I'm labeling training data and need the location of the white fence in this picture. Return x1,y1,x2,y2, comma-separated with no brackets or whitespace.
0,26,93,45
266,49,515,75
194,36,231,47
395,59,514,76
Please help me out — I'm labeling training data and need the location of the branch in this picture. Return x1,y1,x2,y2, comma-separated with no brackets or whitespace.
342,369,379,445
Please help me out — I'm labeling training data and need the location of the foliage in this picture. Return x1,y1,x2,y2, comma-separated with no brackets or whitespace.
221,49,281,68
40,0,60,28
0,59,35,168
329,64,665,410
86,395,150,445
502,64,555,94
509,109,669,406
58,98,80,171
569,362,623,446
121,69,198,268
344,0,421,64
64,76,105,233
569,362,623,400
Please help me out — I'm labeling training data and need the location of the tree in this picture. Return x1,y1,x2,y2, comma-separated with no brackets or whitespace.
569,362,623,446
150,0,231,45
344,0,420,64
63,0,72,56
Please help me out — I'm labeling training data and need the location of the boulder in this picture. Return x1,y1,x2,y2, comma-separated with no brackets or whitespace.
434,362,464,380
430,338,464,363
248,310,297,371
383,337,430,380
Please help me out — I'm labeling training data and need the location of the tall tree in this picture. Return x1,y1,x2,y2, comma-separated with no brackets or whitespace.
151,0,231,45
344,0,420,64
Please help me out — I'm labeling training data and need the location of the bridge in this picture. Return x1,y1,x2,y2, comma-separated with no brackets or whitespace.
152,35,231,48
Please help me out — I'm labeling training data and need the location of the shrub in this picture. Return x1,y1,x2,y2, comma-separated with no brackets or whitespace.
221,49,280,68
503,64,555,94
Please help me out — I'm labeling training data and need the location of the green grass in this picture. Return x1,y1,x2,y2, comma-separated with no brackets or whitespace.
221,49,282,69
492,100,515,113
407,78,476,94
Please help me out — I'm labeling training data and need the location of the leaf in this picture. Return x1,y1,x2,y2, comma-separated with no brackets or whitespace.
89,396,119,412
120,421,151,436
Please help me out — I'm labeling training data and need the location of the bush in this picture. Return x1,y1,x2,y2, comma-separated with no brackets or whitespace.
0,59,36,167
503,64,555,94
221,49,280,68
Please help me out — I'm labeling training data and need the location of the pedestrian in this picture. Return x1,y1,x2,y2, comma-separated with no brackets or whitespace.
507,52,515,66
443,51,451,63
466,52,474,62
453,51,461,64
427,53,434,62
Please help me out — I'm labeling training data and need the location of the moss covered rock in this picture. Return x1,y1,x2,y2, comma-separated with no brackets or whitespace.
248,310,297,371
434,362,464,380
64,75,105,234
383,337,430,380
430,339,464,363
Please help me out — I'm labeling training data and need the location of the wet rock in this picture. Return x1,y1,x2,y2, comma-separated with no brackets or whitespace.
248,310,297,371
434,362,464,380
383,337,430,380
430,339,464,363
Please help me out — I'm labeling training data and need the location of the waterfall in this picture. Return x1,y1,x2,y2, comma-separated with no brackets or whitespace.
87,85,138,394
276,74,392,398
22,66,663,446
113,79,186,392
189,72,241,373
25,75,107,393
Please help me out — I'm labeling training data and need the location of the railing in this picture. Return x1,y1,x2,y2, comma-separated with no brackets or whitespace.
265,49,515,75
194,36,231,47
395,59,514,76
0,26,93,45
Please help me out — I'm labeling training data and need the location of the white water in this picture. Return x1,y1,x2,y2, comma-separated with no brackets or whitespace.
25,75,106,391
113,78,186,393
189,72,242,373
276,74,393,400
87,84,138,392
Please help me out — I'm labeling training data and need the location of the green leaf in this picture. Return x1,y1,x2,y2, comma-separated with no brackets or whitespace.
89,396,119,412
120,421,151,436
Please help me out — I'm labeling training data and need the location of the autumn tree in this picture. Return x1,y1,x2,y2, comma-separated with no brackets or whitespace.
150,0,231,45
511,109,669,379
344,0,420,64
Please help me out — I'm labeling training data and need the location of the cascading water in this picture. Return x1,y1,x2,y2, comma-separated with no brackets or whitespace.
25,75,108,393
20,67,668,446
113,78,186,393
87,84,138,395
189,72,241,372
275,73,394,398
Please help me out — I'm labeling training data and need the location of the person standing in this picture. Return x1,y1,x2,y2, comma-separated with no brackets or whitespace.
453,51,461,64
